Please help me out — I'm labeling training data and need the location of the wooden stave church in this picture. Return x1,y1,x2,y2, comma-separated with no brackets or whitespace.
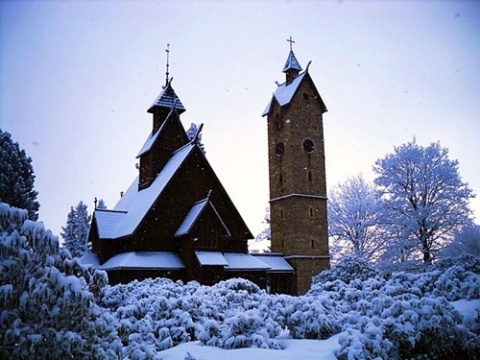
83,45,330,295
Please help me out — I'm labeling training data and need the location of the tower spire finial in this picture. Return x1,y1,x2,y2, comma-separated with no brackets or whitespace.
287,36,295,51
165,43,170,86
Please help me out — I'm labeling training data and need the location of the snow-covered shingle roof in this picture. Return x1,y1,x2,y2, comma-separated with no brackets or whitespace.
193,252,280,271
262,72,307,116
99,251,185,270
137,126,161,158
224,253,271,271
195,251,229,266
283,50,302,72
252,255,294,272
94,143,194,239
148,78,186,114
94,209,127,238
79,251,100,267
137,108,181,157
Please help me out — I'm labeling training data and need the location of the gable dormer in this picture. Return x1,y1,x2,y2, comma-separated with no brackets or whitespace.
174,194,232,250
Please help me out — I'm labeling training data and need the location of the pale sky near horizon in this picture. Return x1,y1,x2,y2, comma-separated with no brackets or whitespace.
1,0,479,238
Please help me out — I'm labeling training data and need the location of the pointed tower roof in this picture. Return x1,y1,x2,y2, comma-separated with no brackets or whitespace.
148,78,186,114
282,50,302,73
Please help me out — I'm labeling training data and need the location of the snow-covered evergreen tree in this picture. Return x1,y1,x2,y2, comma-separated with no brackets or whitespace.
187,123,206,154
0,130,40,220
0,202,120,358
255,207,271,242
328,174,385,262
250,208,271,253
61,201,91,257
374,138,475,263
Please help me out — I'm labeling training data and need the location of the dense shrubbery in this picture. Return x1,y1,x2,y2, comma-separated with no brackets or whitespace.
312,255,381,284
99,256,479,358
100,277,340,356
0,203,120,359
310,256,480,359
2,203,479,359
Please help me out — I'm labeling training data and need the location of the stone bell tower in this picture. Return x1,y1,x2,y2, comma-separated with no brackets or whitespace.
262,39,330,295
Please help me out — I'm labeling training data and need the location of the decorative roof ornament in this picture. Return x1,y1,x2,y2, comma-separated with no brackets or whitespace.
148,44,187,114
165,43,170,87
192,123,204,145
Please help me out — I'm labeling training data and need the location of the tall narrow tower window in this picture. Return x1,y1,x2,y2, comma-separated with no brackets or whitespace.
276,142,285,157
303,139,315,154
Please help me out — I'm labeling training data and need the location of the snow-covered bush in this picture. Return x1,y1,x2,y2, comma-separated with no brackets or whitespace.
312,255,381,286
283,296,340,340
336,295,478,360
98,255,480,357
429,254,480,274
102,278,283,351
101,278,195,357
308,255,480,359
219,309,282,349
0,203,120,359
102,276,346,352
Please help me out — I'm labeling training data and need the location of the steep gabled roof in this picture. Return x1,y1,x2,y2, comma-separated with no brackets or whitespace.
262,71,327,116
174,197,231,237
262,72,307,116
148,78,186,114
137,108,183,157
94,143,195,239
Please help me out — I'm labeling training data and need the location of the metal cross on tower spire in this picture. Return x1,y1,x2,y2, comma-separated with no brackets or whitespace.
165,43,170,86
287,36,295,51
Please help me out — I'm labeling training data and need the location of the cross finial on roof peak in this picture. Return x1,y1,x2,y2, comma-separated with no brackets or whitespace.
165,43,170,86
287,36,295,51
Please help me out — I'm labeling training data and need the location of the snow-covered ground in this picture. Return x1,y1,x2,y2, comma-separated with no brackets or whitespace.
156,336,341,360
